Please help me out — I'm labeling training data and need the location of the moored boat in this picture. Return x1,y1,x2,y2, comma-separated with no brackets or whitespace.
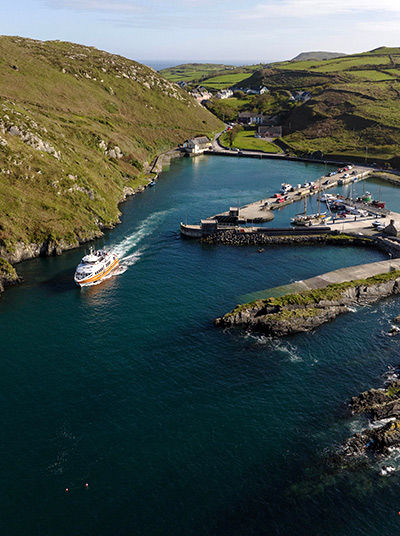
74,248,119,287
280,182,292,194
290,213,328,226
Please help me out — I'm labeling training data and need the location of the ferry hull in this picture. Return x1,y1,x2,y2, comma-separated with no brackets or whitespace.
75,258,119,287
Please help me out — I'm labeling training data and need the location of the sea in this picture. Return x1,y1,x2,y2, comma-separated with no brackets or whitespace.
1,155,400,535
142,61,251,71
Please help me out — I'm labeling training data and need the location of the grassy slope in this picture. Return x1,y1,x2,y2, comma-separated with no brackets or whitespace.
160,63,261,89
0,36,222,256
245,48,400,160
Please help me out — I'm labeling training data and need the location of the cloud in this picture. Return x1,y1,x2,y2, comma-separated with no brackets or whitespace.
236,0,400,19
45,0,141,12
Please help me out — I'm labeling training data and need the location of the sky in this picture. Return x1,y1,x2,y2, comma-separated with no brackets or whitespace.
1,0,400,65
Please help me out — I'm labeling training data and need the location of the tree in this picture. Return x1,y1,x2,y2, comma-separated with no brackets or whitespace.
227,124,243,147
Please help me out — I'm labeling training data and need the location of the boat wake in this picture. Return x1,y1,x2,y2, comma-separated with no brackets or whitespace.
111,209,171,258
80,210,172,287
107,209,171,278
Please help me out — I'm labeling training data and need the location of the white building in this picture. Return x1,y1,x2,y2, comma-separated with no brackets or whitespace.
216,89,233,99
183,136,212,154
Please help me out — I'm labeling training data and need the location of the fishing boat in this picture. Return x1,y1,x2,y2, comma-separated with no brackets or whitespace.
291,187,328,226
74,248,119,287
291,213,328,226
362,191,372,203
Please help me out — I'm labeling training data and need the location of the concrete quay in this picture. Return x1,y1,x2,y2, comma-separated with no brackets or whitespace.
242,258,400,302
181,165,373,236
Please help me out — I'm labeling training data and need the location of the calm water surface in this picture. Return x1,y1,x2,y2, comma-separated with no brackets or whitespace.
2,156,400,535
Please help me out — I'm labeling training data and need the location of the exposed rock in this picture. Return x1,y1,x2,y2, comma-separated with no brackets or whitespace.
67,184,95,199
0,257,19,293
334,375,400,463
106,145,123,159
339,420,400,458
350,379,400,421
6,123,61,159
216,274,400,337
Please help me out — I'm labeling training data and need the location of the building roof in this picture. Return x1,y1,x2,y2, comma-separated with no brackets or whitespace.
190,136,210,144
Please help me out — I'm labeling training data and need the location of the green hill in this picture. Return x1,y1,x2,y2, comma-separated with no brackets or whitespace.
0,36,222,266
159,63,261,89
238,48,400,161
290,51,346,62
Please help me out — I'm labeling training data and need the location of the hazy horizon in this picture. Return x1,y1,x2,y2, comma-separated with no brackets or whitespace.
2,1,400,64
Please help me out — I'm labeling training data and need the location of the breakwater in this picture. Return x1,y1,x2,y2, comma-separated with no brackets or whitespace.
216,266,400,337
202,228,378,248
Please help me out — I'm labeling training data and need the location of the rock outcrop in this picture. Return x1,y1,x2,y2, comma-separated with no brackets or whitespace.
336,377,400,460
0,258,19,292
215,272,400,337
340,420,400,458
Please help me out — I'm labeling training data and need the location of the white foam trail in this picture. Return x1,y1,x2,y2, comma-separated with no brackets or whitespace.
110,209,171,259
243,333,302,362
97,209,172,279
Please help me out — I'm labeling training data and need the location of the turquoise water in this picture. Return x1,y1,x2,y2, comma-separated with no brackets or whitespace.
2,156,400,535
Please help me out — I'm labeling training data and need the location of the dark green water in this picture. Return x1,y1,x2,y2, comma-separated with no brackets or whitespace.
2,155,400,535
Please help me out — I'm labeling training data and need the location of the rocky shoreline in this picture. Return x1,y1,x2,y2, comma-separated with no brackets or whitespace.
215,271,400,337
0,179,155,294
337,372,400,460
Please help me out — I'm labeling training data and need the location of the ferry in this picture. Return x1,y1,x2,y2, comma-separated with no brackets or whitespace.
74,248,119,287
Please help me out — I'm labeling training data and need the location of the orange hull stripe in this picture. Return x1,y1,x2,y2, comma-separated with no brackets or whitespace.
79,258,119,285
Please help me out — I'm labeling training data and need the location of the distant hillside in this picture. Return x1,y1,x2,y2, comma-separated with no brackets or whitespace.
160,63,260,89
236,47,400,161
0,36,222,264
291,51,346,62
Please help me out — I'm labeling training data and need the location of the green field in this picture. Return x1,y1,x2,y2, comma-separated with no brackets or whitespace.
159,48,400,162
159,63,261,88
220,130,281,154
159,63,233,82
201,72,253,89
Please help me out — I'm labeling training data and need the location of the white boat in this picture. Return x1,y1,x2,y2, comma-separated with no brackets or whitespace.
290,213,328,226
321,193,334,202
280,182,292,193
74,248,119,287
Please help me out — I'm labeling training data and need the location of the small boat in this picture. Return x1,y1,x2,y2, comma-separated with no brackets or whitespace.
74,248,119,287
362,191,372,203
149,180,156,187
280,182,292,194
290,213,328,226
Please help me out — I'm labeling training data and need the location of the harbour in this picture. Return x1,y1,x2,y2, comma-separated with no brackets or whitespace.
180,164,400,240
2,155,400,536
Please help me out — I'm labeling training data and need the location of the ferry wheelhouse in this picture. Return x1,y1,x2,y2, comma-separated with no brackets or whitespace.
74,248,119,287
